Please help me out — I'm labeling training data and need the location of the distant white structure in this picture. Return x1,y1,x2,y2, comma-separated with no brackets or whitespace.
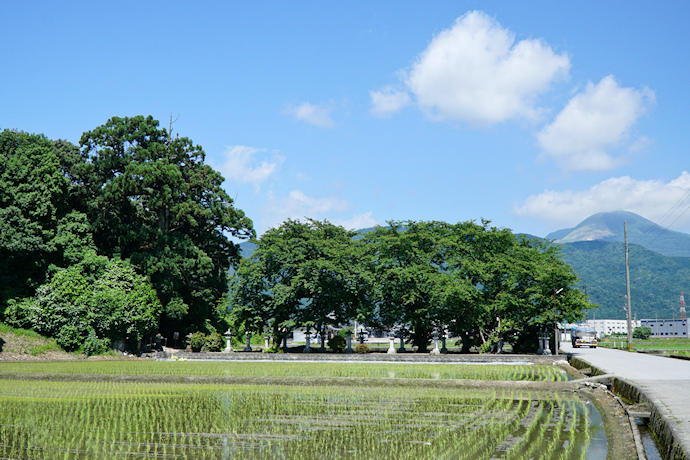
584,319,640,337
641,318,689,338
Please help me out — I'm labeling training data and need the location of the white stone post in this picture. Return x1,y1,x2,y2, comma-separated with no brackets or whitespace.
387,335,397,354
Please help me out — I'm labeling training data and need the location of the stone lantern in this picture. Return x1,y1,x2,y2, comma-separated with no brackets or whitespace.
344,330,353,354
430,329,441,355
387,333,397,354
440,330,448,354
397,329,406,353
303,330,311,353
243,331,253,352
223,329,233,353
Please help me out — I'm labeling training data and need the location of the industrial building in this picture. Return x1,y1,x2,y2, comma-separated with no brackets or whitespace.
640,292,689,338
641,319,689,337
584,319,640,337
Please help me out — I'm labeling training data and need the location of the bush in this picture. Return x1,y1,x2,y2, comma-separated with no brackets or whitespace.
188,332,207,352
327,335,346,353
633,326,652,340
205,332,224,352
265,345,283,353
57,325,84,352
354,344,370,354
83,332,111,356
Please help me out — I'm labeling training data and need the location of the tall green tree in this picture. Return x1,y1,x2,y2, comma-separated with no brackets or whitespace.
79,116,253,334
439,221,591,352
360,221,451,352
0,130,94,311
229,219,366,344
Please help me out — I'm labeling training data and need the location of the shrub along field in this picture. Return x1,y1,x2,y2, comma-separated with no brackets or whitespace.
0,361,601,459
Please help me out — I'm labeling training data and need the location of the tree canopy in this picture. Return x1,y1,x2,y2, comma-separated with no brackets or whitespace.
1,117,254,349
229,219,367,345
78,116,254,334
0,130,95,307
230,219,593,353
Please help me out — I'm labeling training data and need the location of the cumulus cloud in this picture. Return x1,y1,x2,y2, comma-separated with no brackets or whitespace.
514,172,690,230
369,86,411,118
537,75,655,172
283,101,335,127
335,212,378,231
390,10,570,124
216,145,285,191
261,190,350,231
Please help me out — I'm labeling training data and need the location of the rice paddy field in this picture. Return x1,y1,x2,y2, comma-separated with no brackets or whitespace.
0,360,603,459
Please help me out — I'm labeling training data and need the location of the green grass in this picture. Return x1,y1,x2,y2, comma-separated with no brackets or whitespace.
0,360,568,382
0,322,64,355
599,337,690,353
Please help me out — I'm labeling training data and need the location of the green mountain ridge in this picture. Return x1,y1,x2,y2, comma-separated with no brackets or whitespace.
546,210,690,257
560,240,690,320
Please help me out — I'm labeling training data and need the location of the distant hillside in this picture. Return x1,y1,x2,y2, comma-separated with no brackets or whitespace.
559,240,690,320
547,211,690,257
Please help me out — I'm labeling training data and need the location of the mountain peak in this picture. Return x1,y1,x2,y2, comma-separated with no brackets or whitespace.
547,211,690,257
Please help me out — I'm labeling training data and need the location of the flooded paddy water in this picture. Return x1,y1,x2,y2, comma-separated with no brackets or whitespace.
0,360,631,459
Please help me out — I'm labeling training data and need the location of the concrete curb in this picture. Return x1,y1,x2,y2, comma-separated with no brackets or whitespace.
570,355,689,460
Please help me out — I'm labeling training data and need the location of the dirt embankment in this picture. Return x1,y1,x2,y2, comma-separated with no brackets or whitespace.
0,329,73,361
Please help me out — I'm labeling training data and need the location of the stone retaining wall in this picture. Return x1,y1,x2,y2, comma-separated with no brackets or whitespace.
170,350,561,364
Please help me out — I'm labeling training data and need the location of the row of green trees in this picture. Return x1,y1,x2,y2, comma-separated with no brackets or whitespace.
1,116,253,351
229,219,593,353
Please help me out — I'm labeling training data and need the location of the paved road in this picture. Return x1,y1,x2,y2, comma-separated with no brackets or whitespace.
563,342,690,456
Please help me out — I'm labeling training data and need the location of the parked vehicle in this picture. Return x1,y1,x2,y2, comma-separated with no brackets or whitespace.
571,327,597,348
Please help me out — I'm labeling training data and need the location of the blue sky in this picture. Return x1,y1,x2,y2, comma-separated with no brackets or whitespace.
3,2,690,237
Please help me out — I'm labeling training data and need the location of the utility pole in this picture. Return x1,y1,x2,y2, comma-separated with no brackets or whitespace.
554,287,563,355
625,221,633,352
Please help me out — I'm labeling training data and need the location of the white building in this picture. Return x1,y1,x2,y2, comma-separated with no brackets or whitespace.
641,318,689,338
584,319,640,337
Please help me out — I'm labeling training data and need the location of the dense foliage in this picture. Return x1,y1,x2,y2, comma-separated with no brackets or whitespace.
229,219,368,346
1,117,253,350
78,116,253,334
230,219,592,353
4,253,161,353
0,130,94,308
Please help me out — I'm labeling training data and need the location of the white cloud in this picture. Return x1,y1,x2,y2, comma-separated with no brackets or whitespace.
514,172,690,230
261,190,350,231
537,75,655,172
401,10,570,124
284,101,334,127
369,86,410,118
216,145,284,191
335,212,378,231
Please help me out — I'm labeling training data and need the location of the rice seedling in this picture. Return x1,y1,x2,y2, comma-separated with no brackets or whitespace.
0,360,568,381
0,361,593,459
